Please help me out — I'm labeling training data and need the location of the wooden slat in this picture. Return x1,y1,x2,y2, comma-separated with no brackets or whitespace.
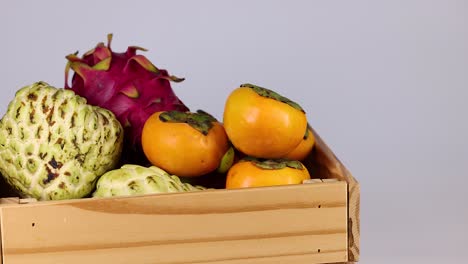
303,178,324,184
0,182,348,264
0,198,19,205
306,128,360,262
18,198,37,204
4,234,347,264
0,197,20,264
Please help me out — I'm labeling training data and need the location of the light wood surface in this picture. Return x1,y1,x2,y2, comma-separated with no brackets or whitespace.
0,182,348,264
0,197,21,264
306,128,361,262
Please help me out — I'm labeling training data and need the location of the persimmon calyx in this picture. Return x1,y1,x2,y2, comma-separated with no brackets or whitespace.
240,83,305,113
242,157,304,170
159,110,217,135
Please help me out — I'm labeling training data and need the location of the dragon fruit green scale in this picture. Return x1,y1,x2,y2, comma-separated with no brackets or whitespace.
0,81,124,200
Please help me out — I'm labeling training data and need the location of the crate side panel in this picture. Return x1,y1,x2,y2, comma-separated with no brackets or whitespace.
4,233,347,264
348,182,360,261
306,128,360,262
1,182,348,264
305,128,358,185
0,198,21,264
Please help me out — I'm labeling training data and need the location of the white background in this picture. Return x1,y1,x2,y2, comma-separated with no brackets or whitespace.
1,0,467,263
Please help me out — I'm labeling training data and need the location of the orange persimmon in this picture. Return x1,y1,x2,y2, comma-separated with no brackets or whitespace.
142,110,230,177
283,125,315,161
226,158,310,189
223,83,307,159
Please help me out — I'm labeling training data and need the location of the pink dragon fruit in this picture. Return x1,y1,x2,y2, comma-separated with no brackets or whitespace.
65,34,189,164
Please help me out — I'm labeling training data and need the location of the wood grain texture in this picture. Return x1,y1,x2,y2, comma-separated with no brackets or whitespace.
0,197,20,264
305,128,360,262
347,182,360,261
0,182,348,264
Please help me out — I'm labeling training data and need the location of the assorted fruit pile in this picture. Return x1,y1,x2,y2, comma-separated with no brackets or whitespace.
0,35,316,201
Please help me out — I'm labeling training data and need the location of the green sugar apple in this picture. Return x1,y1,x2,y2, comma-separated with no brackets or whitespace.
0,81,124,200
93,164,206,198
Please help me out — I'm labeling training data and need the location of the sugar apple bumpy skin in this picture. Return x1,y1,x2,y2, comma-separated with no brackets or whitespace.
0,81,124,200
92,164,206,198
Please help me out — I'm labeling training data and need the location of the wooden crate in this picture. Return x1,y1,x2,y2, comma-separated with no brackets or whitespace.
0,129,360,264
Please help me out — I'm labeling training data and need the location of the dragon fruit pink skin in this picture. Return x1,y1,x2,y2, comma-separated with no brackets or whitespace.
65,34,189,164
